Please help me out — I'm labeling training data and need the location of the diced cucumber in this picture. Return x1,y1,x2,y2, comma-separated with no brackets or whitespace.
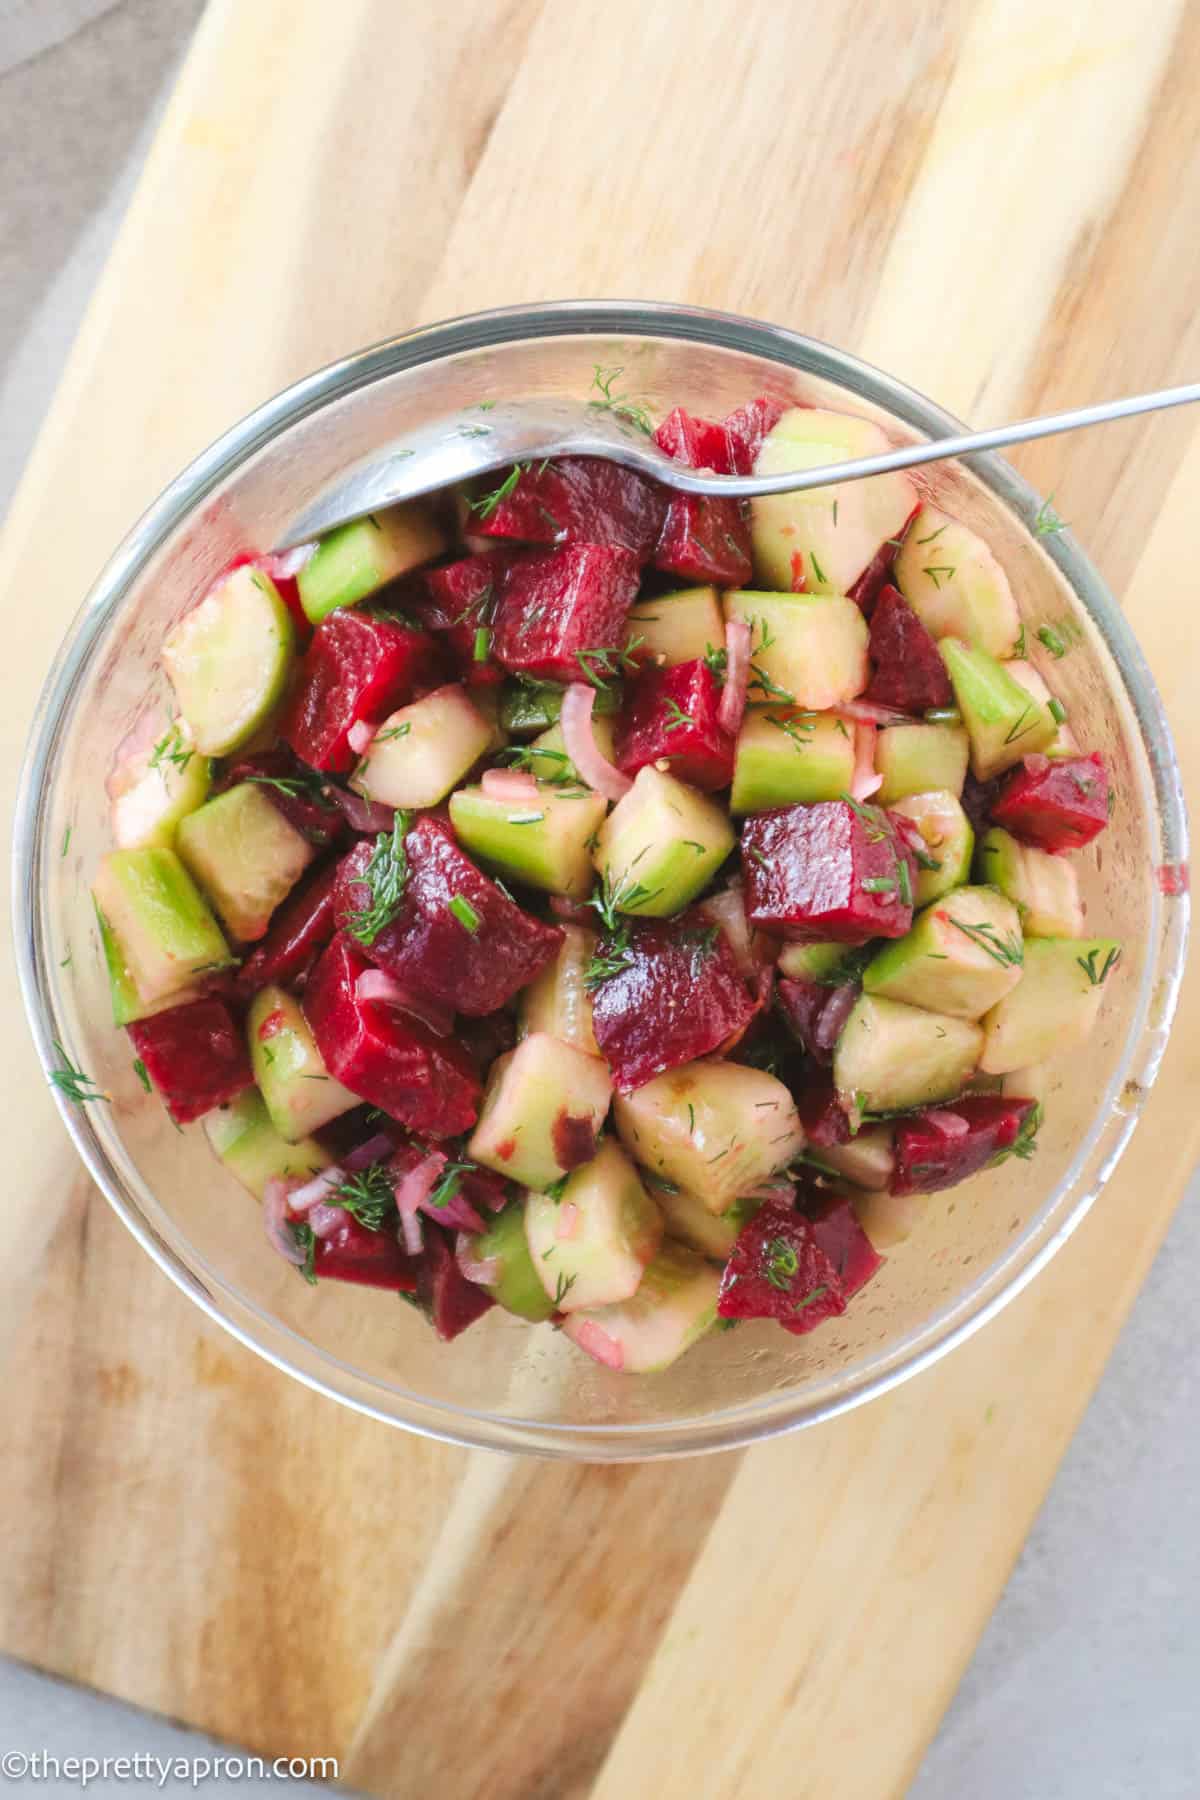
468,1032,613,1190
875,722,969,804
854,1189,920,1250
518,925,599,1053
749,407,918,595
203,1089,330,1198
889,791,974,906
162,566,295,756
1000,1063,1048,1104
940,639,1057,779
466,1201,555,1323
724,591,869,711
650,1179,763,1258
562,1241,721,1373
834,994,982,1113
247,986,359,1142
730,708,855,813
297,503,445,623
176,783,316,942
499,679,621,736
980,937,1121,1073
626,586,725,667
528,714,616,786
353,684,493,809
805,1124,895,1191
1006,659,1077,758
594,766,734,917
109,718,211,850
776,940,857,982
449,783,607,899
863,886,1024,1019
893,503,1021,657
976,828,1084,937
613,1060,804,1213
92,848,231,1006
95,902,194,1026
526,1140,663,1311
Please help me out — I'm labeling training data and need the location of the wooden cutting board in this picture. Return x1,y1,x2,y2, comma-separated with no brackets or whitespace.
1,2,1198,1794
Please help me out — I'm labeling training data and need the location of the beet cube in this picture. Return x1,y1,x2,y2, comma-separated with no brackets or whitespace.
590,910,758,1093
491,543,641,683
217,748,341,846
303,935,480,1138
891,1094,1037,1195
801,1192,883,1301
864,584,953,711
418,551,514,630
236,862,339,995
652,407,751,585
312,1212,420,1291
742,800,917,943
281,609,440,772
613,659,735,792
990,752,1110,853
468,457,667,559
717,1202,846,1331
415,1225,495,1340
792,1074,854,1147
722,396,786,474
654,406,735,474
846,506,918,614
127,996,253,1125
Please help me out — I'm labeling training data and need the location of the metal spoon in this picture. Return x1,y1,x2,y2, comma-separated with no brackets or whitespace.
277,381,1200,549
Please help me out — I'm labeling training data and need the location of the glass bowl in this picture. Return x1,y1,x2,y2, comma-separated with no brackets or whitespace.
12,301,1188,1459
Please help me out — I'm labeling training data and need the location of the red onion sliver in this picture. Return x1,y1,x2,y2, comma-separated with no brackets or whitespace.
263,1178,306,1266
482,767,540,803
837,698,913,726
699,887,755,978
307,1201,346,1240
572,1319,625,1369
329,785,396,835
287,1165,345,1214
347,720,376,756
850,722,883,800
425,1190,486,1233
355,970,454,1037
924,1108,970,1138
455,1231,500,1287
717,618,751,736
815,981,860,1051
560,683,632,801
343,1132,396,1172
556,1201,581,1241
260,543,316,582
399,1210,424,1256
394,1151,447,1217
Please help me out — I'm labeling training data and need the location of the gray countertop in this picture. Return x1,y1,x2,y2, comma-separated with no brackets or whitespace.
1,5,1196,1794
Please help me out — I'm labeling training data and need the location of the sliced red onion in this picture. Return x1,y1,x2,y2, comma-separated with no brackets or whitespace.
307,1201,346,1240
837,698,913,726
347,720,377,756
455,1231,500,1287
343,1132,397,1172
850,722,883,800
287,1165,345,1214
329,785,396,835
571,1319,625,1369
550,894,595,925
699,886,755,978
815,981,860,1051
355,969,454,1037
755,962,776,1011
482,767,540,804
924,1108,970,1138
749,1176,796,1204
424,1190,486,1233
263,1178,306,1265
259,543,316,582
399,1210,424,1256
717,618,751,736
394,1150,446,1217
560,683,632,801
556,1201,581,1241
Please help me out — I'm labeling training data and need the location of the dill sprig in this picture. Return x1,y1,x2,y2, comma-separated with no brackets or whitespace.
246,769,332,806
923,565,957,589
1077,945,1120,987
332,1163,397,1232
1033,495,1068,537
946,914,1024,968
149,720,194,776
576,638,645,690
468,462,528,520
49,1041,109,1105
663,698,696,733
345,812,411,946
991,1102,1043,1166
1036,624,1068,659
587,365,654,435
427,1157,479,1210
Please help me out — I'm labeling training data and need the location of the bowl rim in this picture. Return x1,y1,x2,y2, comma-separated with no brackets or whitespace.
12,298,1190,1459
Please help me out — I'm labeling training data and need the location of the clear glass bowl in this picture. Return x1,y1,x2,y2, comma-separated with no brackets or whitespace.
12,302,1189,1459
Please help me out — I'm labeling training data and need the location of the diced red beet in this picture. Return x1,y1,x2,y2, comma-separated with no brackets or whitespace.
456,1008,519,1072
303,935,480,1138
312,1212,420,1291
468,458,668,559
334,817,562,1017
776,977,861,1067
864,584,954,711
891,1094,1037,1195
613,659,735,792
217,748,341,846
652,407,751,585
792,1075,854,1147
127,996,253,1125
717,1202,847,1331
990,752,1111,853
236,862,340,995
491,543,641,683
654,406,735,474
742,800,916,943
846,504,919,614
589,910,758,1093
418,551,514,630
281,609,440,772
415,1225,495,1341
961,770,1002,836
722,396,786,475
801,1192,883,1301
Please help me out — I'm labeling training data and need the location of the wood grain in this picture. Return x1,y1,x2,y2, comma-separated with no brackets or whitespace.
1,2,1197,1796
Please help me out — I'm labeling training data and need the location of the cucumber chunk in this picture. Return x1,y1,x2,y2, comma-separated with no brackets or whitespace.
979,937,1121,1074
109,718,211,851
893,503,1021,657
651,1180,764,1258
353,684,493,810
162,566,295,756
889,790,974,906
468,1032,613,1190
940,639,1057,779
95,902,195,1026
498,679,621,737
626,586,725,667
176,783,316,942
297,503,446,623
776,940,857,982
465,1201,555,1322
203,1089,330,1198
724,591,869,711
863,886,1024,1019
518,925,600,1053
613,1060,804,1213
528,714,616,786
730,709,856,813
976,827,1084,937
1005,659,1078,758
875,722,969,804
594,766,734,917
806,1125,895,1191
92,848,232,1006
247,986,359,1142
562,1241,721,1372
449,783,608,899
525,1140,663,1311
834,993,982,1113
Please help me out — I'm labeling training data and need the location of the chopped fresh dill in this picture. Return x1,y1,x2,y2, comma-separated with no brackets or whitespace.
947,914,1024,968
663,697,696,733
1033,495,1068,537
345,812,411,946
468,462,527,520
49,1041,109,1105
576,638,644,690
132,1059,151,1093
1037,624,1068,659
808,551,827,585
373,722,411,743
587,365,653,435
449,894,482,933
149,720,194,776
1077,945,1120,986
332,1163,396,1231
923,565,957,589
